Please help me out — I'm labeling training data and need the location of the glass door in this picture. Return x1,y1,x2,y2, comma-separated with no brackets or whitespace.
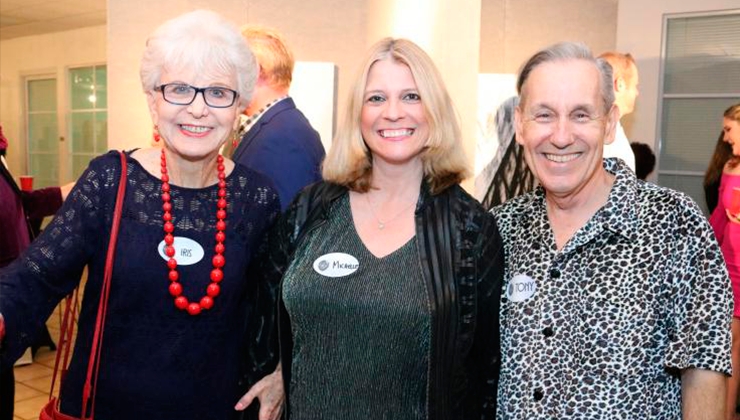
26,77,60,189
68,65,108,179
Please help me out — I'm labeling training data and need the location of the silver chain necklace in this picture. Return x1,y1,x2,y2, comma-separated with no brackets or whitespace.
364,193,417,230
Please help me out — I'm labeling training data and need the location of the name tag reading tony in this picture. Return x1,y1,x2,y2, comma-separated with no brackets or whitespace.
157,236,205,265
506,274,537,302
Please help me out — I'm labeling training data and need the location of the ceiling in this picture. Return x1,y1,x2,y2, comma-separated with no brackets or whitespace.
0,0,106,41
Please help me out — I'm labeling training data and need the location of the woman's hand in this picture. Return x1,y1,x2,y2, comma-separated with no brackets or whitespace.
234,364,284,420
726,209,740,224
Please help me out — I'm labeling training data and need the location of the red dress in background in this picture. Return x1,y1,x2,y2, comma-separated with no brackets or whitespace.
710,173,740,317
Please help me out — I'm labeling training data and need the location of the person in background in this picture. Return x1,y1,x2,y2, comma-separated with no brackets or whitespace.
225,25,325,210
0,124,73,420
629,141,656,181
708,103,740,420
0,11,283,419
706,131,735,214
598,51,638,172
238,38,504,419
494,42,731,419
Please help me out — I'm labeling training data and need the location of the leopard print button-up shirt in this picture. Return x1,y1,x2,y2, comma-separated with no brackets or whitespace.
492,158,732,419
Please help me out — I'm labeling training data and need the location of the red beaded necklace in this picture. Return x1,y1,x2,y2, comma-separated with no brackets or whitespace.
160,149,227,316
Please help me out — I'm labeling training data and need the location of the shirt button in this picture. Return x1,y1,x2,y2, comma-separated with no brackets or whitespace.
543,327,554,337
533,388,544,401
549,268,561,279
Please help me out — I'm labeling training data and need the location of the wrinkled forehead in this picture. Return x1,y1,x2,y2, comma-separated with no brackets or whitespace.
520,60,602,111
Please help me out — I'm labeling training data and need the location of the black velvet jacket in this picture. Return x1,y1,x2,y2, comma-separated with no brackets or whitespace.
247,181,504,419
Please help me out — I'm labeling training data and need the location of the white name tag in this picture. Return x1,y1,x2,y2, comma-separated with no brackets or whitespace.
313,252,360,277
157,236,205,265
506,274,537,302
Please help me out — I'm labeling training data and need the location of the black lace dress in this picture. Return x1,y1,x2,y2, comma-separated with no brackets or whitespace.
0,151,280,419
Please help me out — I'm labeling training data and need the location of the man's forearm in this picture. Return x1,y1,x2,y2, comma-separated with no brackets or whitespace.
682,368,726,420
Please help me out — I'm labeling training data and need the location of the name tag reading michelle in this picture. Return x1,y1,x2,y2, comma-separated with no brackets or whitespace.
313,252,360,277
157,236,205,265
506,274,537,302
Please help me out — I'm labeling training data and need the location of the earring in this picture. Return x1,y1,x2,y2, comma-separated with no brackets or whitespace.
153,125,161,143
231,130,239,150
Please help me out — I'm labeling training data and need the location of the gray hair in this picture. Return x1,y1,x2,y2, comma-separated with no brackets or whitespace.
516,42,614,114
139,10,258,110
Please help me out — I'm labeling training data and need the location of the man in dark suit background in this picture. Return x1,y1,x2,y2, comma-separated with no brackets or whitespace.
227,25,325,210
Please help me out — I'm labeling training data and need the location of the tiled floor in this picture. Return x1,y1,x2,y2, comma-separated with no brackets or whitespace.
12,308,64,420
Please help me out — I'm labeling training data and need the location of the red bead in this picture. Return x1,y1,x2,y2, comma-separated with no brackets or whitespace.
217,199,227,209
217,155,224,163
168,269,179,281
215,232,225,242
165,246,175,257
165,234,174,245
216,220,226,231
161,174,169,183
218,172,226,180
163,202,172,212
216,210,226,220
210,268,223,282
199,296,214,310
167,258,177,269
163,212,172,222
212,254,225,268
164,222,174,233
214,243,225,254
218,180,226,189
161,183,170,193
187,303,202,315
174,296,189,310
207,283,220,297
217,164,225,172
218,189,226,198
169,282,183,296
162,192,171,202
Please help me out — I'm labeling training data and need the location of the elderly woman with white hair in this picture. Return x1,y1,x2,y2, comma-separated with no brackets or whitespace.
0,10,282,420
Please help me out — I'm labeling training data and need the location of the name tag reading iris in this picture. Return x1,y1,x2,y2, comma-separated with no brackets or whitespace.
157,236,205,265
506,274,537,302
313,253,360,277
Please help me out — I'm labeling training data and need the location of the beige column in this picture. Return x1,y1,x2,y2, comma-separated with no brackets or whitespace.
367,0,482,191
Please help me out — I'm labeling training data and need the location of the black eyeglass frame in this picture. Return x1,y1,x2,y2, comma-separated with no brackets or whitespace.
155,83,239,108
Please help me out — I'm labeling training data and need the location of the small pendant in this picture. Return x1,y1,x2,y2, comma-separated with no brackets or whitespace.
378,222,385,230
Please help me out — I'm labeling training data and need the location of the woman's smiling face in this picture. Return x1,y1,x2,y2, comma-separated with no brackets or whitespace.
147,66,240,161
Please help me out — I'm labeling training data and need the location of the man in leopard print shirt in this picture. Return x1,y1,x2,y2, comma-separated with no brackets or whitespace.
492,42,732,419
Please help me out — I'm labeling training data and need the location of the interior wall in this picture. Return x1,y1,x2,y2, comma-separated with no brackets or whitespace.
480,0,618,74
615,0,739,156
0,25,106,176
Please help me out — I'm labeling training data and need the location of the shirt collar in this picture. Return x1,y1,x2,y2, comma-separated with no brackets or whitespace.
237,96,288,137
528,157,640,253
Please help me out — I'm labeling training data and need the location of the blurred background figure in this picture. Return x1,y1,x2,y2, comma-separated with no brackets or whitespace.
225,25,325,210
477,96,537,210
706,132,735,214
629,141,656,181
0,124,72,420
598,51,638,172
708,103,740,420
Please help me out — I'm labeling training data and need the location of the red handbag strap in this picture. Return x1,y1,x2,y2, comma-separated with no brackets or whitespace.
48,151,127,420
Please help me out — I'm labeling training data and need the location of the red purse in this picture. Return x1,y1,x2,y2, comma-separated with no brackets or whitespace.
40,151,127,420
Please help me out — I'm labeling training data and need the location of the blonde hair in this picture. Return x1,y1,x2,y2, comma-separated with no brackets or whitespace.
241,25,294,89
140,10,257,111
598,51,637,85
322,38,469,194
